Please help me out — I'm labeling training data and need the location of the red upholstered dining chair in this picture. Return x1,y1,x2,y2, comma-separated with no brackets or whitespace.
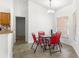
31,33,37,49
31,33,44,53
38,31,49,52
48,32,62,55
38,32,45,45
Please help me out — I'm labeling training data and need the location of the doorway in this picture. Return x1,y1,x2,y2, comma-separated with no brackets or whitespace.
16,17,26,45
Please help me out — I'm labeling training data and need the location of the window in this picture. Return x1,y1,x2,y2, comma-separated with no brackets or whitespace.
57,16,68,38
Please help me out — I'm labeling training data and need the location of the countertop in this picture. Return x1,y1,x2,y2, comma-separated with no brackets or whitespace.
0,29,13,34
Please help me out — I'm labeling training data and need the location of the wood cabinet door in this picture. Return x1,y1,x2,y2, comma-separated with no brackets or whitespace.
1,12,10,25
0,13,2,24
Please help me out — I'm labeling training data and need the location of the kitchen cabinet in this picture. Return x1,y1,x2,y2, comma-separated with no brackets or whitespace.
0,33,13,58
0,13,2,24
0,12,10,25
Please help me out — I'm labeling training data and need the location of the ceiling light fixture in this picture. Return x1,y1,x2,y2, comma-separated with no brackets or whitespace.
48,0,55,13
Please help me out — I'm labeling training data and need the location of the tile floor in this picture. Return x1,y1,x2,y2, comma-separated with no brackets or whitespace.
13,43,78,58
15,36,26,45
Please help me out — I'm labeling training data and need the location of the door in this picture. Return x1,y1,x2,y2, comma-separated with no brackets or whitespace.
16,17,25,44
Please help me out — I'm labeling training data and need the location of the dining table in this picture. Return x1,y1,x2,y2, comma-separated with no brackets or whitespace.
41,35,51,51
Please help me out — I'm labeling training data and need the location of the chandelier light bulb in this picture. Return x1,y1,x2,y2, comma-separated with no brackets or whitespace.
48,9,55,13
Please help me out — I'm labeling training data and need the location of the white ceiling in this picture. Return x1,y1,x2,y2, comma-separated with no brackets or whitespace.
31,0,73,10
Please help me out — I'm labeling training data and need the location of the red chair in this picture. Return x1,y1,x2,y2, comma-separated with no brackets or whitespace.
31,33,37,49
31,33,44,53
38,32,45,45
48,32,61,55
38,32,49,52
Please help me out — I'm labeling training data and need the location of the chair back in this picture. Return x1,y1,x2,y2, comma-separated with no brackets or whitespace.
38,32,45,45
32,33,37,43
38,31,45,37
50,32,61,44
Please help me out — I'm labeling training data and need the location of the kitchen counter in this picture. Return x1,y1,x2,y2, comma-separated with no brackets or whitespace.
0,30,13,58
0,29,13,34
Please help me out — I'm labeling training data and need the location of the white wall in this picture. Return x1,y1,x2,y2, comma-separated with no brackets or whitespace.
14,0,28,17
0,0,13,12
55,0,76,43
14,0,28,42
55,0,79,57
73,0,79,57
75,0,79,43
28,1,54,43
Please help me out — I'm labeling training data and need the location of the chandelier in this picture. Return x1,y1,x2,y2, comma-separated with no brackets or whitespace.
48,0,55,13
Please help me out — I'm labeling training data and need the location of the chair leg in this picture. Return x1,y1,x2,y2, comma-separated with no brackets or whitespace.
59,44,61,52
49,45,52,55
56,45,58,50
42,44,44,52
43,45,45,52
34,43,39,53
43,45,46,52
59,42,62,47
52,45,55,49
31,42,34,49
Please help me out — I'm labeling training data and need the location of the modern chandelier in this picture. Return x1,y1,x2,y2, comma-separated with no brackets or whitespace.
48,0,55,13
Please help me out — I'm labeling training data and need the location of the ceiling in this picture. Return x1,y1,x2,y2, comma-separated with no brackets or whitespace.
31,0,73,10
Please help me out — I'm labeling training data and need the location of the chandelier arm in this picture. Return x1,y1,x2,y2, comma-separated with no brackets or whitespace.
49,0,52,8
